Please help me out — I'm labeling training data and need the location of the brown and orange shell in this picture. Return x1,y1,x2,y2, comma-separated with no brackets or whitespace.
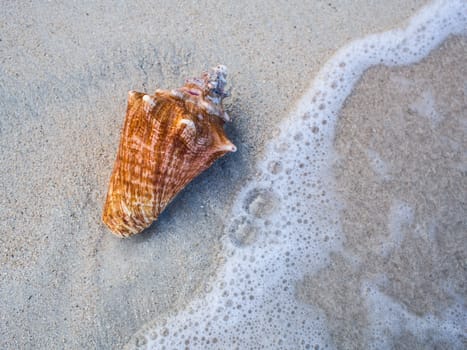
102,65,236,237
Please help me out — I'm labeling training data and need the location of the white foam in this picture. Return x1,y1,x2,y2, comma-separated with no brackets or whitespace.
126,1,467,348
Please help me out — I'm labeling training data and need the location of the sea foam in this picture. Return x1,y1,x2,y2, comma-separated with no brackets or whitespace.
126,1,466,348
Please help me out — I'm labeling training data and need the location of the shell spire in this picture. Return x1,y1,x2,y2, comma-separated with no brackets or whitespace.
102,65,236,237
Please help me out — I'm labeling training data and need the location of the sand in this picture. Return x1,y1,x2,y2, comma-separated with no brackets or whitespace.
1,0,465,349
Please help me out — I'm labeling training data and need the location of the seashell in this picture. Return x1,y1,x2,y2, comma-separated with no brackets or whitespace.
102,65,236,237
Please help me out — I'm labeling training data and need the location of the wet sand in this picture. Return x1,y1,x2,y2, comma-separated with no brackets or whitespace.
297,35,466,349
3,0,466,349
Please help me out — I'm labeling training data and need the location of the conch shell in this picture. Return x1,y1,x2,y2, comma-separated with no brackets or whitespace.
102,65,236,237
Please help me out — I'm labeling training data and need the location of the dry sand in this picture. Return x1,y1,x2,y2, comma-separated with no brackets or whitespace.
2,0,465,349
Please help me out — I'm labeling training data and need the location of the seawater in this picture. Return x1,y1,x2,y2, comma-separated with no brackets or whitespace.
127,1,466,348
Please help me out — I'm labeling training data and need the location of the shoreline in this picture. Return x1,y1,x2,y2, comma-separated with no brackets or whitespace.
2,0,465,349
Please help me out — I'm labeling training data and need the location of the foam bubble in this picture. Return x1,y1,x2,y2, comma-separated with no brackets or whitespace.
126,1,466,348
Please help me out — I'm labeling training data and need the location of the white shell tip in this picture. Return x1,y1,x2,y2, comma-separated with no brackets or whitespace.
219,142,237,152
143,94,156,107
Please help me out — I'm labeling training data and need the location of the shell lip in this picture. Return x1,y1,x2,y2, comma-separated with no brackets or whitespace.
186,89,200,96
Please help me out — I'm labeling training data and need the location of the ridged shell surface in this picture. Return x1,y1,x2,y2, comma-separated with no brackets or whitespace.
102,66,236,237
